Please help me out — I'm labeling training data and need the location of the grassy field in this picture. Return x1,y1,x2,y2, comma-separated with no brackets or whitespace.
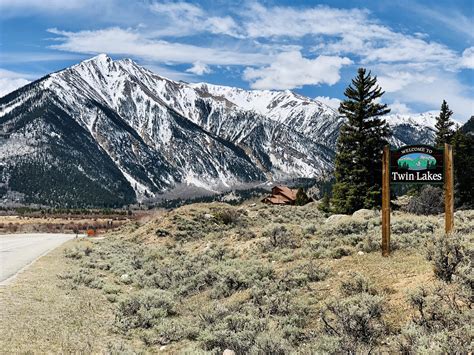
0,203,472,353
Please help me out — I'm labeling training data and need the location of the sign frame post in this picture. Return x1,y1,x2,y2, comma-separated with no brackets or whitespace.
444,143,454,234
382,145,390,257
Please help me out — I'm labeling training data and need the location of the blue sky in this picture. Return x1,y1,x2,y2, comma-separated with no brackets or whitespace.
0,0,473,121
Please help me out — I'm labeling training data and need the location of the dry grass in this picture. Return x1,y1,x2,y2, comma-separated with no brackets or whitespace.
0,239,136,353
0,202,471,353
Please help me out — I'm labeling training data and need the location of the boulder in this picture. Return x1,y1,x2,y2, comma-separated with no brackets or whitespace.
223,350,235,355
353,209,379,219
325,214,349,224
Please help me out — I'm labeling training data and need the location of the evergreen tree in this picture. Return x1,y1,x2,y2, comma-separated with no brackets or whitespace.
295,188,310,206
434,100,455,147
331,68,391,214
452,128,474,208
318,192,331,213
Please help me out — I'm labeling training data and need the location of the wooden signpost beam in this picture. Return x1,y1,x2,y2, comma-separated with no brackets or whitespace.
382,145,390,256
444,143,454,234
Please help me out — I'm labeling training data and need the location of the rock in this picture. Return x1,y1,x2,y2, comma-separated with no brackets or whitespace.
223,350,235,355
357,251,365,255
204,213,214,220
353,209,378,219
160,346,167,351
325,214,349,223
120,274,131,284
249,203,256,207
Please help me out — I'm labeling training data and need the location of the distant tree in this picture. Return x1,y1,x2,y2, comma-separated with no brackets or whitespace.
331,68,391,214
318,192,331,213
452,128,474,208
434,100,455,147
295,188,310,206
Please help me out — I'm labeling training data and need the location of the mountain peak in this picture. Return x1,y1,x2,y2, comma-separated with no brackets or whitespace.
88,53,112,63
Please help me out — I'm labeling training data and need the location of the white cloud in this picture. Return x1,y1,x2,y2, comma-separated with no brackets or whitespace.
47,27,270,66
0,69,33,97
241,3,458,69
459,47,474,69
149,1,241,37
186,62,211,76
384,72,474,120
0,78,30,97
243,51,352,89
315,96,341,111
389,100,414,115
377,70,436,92
241,3,369,38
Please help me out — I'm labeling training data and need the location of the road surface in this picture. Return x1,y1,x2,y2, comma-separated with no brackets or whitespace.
0,233,76,285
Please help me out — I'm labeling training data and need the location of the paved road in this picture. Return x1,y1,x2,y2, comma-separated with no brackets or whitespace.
0,233,76,285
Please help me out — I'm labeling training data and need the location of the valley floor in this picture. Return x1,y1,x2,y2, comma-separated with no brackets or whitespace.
0,203,472,353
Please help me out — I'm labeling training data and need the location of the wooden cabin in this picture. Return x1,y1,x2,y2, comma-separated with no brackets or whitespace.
261,185,298,205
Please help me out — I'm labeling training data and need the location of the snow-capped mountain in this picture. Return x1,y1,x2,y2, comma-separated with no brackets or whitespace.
0,54,443,207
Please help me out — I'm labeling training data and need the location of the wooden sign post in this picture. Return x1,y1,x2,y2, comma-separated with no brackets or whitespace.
444,143,454,234
382,145,390,257
382,144,454,256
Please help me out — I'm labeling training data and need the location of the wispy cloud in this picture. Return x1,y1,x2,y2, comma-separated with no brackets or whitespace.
47,27,270,66
404,3,474,40
0,0,96,17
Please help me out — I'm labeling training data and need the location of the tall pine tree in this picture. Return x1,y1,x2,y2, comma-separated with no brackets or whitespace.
331,68,391,214
434,100,454,147
452,125,474,208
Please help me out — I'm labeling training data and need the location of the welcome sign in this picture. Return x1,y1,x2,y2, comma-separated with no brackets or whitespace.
390,145,444,184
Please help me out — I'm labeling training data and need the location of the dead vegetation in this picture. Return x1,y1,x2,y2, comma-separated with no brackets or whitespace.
0,202,472,353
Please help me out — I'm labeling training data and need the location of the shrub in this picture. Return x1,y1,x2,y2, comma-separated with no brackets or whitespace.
250,332,291,354
426,233,467,282
340,272,377,296
328,246,353,259
210,262,275,299
403,185,444,215
71,268,103,289
141,318,199,346
289,261,330,283
262,225,298,249
155,228,171,237
64,246,84,259
396,283,473,353
214,209,241,225
320,293,386,353
198,305,267,354
115,290,177,331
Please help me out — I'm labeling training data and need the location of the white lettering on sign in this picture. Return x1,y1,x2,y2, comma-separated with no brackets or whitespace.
391,171,442,181
400,147,433,155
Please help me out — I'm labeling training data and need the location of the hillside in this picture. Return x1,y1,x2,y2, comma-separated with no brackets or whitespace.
1,203,472,353
0,55,446,208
